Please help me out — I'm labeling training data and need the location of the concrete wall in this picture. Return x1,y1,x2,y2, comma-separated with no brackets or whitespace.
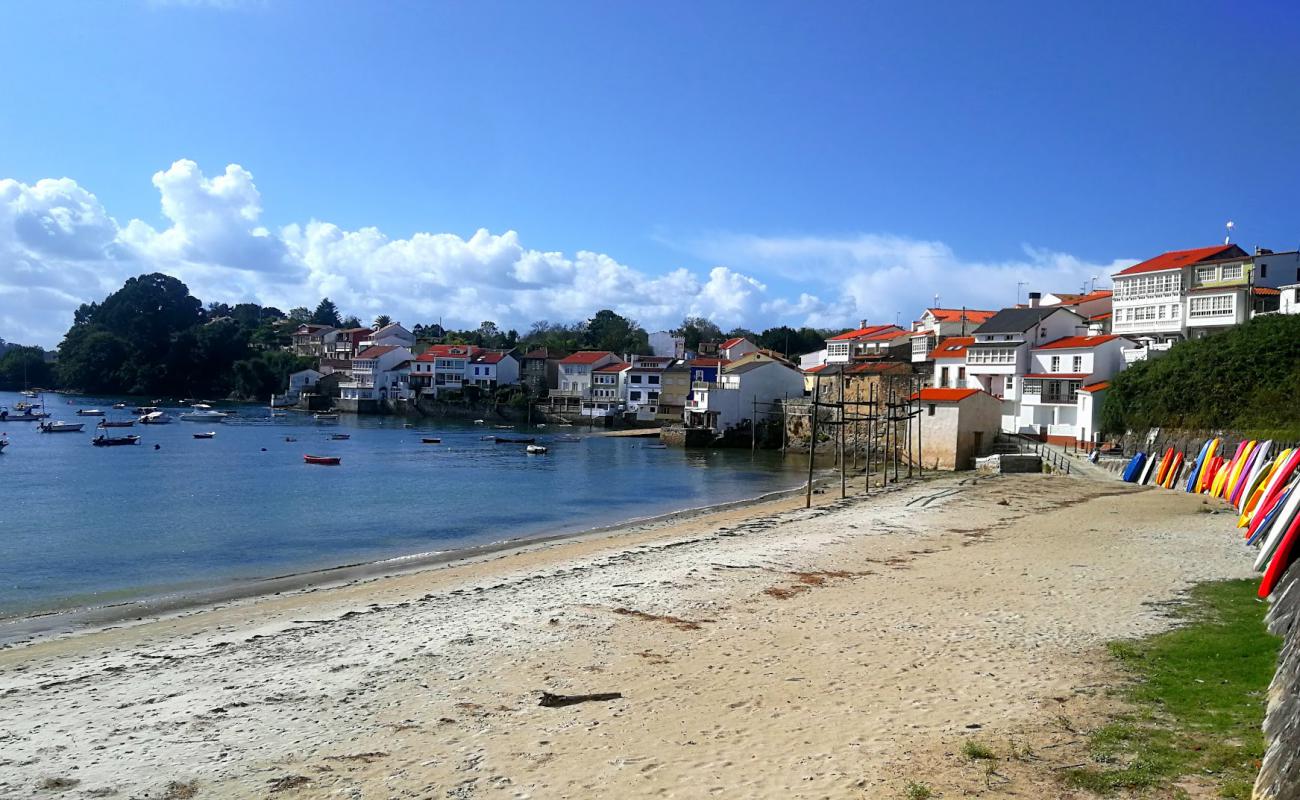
917,393,1002,470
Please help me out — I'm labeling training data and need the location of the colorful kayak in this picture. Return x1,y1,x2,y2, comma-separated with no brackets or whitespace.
1247,451,1300,540
1241,449,1293,528
1162,452,1185,488
1254,479,1300,572
1258,505,1300,598
1196,439,1222,493
1122,452,1146,483
1153,447,1176,487
1232,441,1271,508
1186,440,1213,493
1223,441,1255,499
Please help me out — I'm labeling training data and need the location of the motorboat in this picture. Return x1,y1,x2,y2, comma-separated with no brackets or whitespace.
313,412,339,421
0,439,8,453
330,434,351,440
421,437,441,444
138,412,172,425
192,431,217,439
76,409,105,417
92,433,140,447
20,390,37,398
0,407,47,422
39,421,84,433
526,444,549,455
99,419,135,428
494,436,536,444
133,406,159,415
178,409,228,422
303,454,341,465
473,419,485,425
112,403,127,409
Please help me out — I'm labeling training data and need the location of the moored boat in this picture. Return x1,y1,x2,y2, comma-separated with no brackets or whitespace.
77,409,106,417
98,419,135,428
178,409,228,421
138,412,172,425
330,433,351,440
494,436,536,444
39,421,85,433
421,437,442,444
525,444,548,454
0,439,8,453
0,407,48,422
313,412,339,421
92,433,140,447
112,403,126,409
303,454,341,465
132,406,159,415
193,431,217,439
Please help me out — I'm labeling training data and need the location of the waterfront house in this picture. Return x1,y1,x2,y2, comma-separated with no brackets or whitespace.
290,324,336,357
909,308,996,365
685,357,805,432
656,360,692,424
687,357,729,385
588,361,630,418
963,303,1089,431
469,350,520,391
339,345,415,408
1015,334,1138,444
929,337,972,388
648,331,686,359
361,322,416,350
1076,380,1112,448
717,337,758,361
824,323,907,364
519,348,565,396
410,344,483,397
805,361,910,403
624,356,671,421
556,351,620,399
284,368,322,403
915,388,1002,470
328,327,374,361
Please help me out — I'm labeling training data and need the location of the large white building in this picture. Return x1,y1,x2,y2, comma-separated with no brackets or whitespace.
556,351,620,399
824,323,906,364
339,345,414,402
909,308,995,364
684,358,804,432
1013,334,1138,443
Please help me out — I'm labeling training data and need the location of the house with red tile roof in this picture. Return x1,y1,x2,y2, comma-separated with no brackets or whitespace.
717,337,758,361
909,308,996,364
410,344,484,397
338,345,415,408
555,351,620,402
468,350,520,391
913,387,1002,470
824,323,908,364
684,357,804,432
1015,334,1138,445
929,336,973,389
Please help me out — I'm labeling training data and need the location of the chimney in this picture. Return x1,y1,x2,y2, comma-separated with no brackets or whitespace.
860,318,868,329
1028,292,1041,308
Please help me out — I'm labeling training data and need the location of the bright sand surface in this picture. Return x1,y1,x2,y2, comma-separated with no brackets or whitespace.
0,473,1255,799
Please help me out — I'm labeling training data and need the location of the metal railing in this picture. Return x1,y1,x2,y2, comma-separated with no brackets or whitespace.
998,432,1072,475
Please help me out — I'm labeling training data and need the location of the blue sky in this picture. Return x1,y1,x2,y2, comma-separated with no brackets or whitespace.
3,0,1299,346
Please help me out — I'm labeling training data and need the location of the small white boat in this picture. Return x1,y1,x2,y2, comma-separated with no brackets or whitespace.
193,431,217,439
112,403,126,409
178,410,228,422
138,412,172,425
526,444,549,455
39,421,85,433
473,419,485,425
20,390,37,398
98,419,135,428
313,413,339,421
133,406,159,415
0,439,8,452
77,409,105,417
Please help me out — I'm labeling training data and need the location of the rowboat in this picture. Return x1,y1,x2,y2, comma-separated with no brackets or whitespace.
330,434,351,440
525,444,548,454
99,419,135,428
92,433,140,447
20,390,37,398
193,431,217,439
77,409,105,417
421,437,441,444
39,421,84,433
112,403,126,409
494,436,536,444
303,455,341,465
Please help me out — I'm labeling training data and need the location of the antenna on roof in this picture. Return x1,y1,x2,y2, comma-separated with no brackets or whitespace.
1225,220,1235,245
933,293,940,308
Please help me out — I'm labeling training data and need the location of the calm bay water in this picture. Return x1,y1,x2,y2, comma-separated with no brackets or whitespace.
0,391,803,620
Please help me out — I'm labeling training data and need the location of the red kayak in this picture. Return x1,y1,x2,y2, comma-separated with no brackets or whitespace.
303,455,341,465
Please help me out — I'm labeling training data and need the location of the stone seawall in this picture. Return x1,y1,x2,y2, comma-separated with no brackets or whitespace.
1256,562,1300,800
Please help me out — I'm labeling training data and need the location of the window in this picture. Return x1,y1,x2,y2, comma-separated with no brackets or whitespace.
1221,263,1243,281
630,375,642,384
648,375,660,384
1005,375,1014,390
1072,355,1083,372
940,366,949,386
928,404,936,416
1049,355,1060,372
1188,294,1233,318
1261,263,1268,278
1195,265,1218,284
968,348,1015,365
629,391,641,401
958,367,965,382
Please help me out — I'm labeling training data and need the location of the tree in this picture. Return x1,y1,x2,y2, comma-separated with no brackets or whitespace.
477,320,503,348
340,315,362,329
311,298,342,327
0,346,54,391
373,314,393,329
724,327,759,344
56,327,131,393
288,307,312,324
584,309,648,355
673,316,723,352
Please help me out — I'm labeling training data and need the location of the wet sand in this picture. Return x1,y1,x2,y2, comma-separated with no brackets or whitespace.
0,473,1255,798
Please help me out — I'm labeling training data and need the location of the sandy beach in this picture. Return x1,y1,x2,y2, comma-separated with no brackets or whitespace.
0,472,1256,799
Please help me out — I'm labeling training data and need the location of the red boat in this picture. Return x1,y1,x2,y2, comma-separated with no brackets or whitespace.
303,455,341,466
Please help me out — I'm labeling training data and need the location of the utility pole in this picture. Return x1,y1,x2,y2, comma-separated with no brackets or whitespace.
806,373,821,508
780,393,788,454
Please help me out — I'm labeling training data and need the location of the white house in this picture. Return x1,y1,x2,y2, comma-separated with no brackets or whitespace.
587,361,630,418
556,351,620,399
1014,334,1138,443
915,388,1002,470
339,345,414,402
468,351,520,391
684,358,805,431
964,304,1089,431
910,308,996,364
718,337,759,361
1076,380,1112,449
799,349,827,370
624,356,670,420
362,322,416,350
290,324,336,357
929,337,972,388
1280,283,1300,315
648,331,686,359
284,368,322,403
824,323,906,364
410,344,482,397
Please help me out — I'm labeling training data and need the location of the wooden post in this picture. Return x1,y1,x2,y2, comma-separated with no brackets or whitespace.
781,393,788,454
751,396,757,453
806,374,821,508
839,376,847,499
906,375,914,479
891,378,900,484
865,382,874,493
916,375,923,477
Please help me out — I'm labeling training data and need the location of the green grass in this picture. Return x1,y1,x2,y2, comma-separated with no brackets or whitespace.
961,739,996,760
1061,580,1279,797
902,780,933,800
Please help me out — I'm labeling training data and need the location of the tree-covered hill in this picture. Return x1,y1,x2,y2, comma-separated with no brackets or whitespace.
1101,314,1300,436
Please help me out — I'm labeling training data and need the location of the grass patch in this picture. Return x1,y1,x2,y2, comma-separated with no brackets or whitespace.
903,780,933,800
1061,579,1279,797
961,739,997,760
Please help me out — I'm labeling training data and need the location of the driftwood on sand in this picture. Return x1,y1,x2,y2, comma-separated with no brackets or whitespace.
538,691,623,707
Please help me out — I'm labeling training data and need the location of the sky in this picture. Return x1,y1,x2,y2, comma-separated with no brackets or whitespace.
3,0,1299,348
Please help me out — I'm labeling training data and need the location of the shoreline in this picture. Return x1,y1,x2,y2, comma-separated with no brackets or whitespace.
0,472,830,650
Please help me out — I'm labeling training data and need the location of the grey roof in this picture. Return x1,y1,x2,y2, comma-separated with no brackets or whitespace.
726,360,783,375
973,306,1078,334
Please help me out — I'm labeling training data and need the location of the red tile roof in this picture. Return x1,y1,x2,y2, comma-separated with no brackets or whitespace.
926,308,996,324
928,336,974,360
1023,373,1090,379
1113,245,1237,277
689,357,730,367
1081,381,1111,393
1055,290,1113,306
863,329,910,342
915,388,981,402
1089,311,1113,321
415,344,482,361
1036,334,1120,350
595,361,631,373
472,351,511,365
522,348,565,360
719,337,747,349
559,350,615,365
803,364,829,374
827,324,901,341
354,345,399,360
1254,286,1281,296
844,362,910,375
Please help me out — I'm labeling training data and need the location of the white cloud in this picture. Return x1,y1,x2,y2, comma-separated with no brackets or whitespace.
0,160,1136,349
